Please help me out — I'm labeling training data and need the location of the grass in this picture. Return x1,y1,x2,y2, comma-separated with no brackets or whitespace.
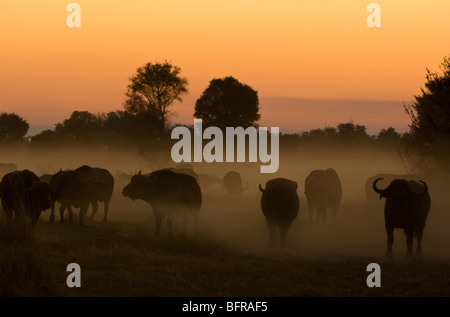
1,186,450,297
0,218,60,296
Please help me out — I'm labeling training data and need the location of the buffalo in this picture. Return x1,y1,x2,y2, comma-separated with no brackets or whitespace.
304,168,342,222
373,178,431,257
50,170,91,225
122,169,202,237
49,166,114,224
0,169,51,226
259,178,299,245
75,165,114,222
223,171,248,195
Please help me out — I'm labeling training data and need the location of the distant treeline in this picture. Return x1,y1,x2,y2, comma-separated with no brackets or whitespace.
1,109,403,152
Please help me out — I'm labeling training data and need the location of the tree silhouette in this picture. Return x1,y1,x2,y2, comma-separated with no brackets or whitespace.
403,55,450,173
337,121,371,145
0,112,29,144
124,61,188,134
377,127,402,146
194,76,260,129
55,111,102,136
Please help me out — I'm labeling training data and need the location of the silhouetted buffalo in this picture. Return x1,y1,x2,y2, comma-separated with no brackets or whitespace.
122,169,202,237
0,170,51,226
50,170,91,225
259,178,299,245
223,171,248,195
304,168,342,222
373,178,431,257
75,165,114,222
49,166,114,224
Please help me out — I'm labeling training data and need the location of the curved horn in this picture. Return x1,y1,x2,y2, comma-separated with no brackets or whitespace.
138,170,142,175
410,180,428,196
372,178,387,198
259,184,265,192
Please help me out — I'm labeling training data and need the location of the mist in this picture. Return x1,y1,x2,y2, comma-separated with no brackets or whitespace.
2,143,448,262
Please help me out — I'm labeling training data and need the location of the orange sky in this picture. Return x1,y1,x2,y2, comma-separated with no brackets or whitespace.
0,0,449,135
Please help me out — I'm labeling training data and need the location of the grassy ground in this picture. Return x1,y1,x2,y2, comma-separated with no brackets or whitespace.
2,187,450,297
1,148,450,297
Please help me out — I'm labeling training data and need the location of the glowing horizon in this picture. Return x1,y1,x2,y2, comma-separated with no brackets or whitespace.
0,1,449,133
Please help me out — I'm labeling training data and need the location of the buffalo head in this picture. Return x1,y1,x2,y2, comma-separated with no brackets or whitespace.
122,171,155,202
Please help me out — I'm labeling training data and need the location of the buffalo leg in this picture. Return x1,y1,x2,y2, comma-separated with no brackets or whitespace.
59,205,66,223
67,206,74,224
265,219,277,245
180,212,189,237
153,211,162,237
386,226,394,258
90,201,98,221
192,211,200,236
167,216,174,238
103,200,110,223
31,210,40,227
416,231,423,256
307,200,314,221
404,229,414,258
49,201,56,223
79,206,88,226
279,222,291,247
318,205,327,223
331,205,338,223
3,207,13,223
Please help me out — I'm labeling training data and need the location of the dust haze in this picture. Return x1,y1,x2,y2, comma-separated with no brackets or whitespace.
3,144,449,262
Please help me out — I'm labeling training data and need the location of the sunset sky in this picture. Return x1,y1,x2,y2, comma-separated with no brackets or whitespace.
0,0,449,135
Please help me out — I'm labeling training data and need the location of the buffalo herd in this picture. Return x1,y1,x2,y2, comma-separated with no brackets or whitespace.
0,162,431,258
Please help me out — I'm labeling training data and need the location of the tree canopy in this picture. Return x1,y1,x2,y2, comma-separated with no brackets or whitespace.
0,112,29,144
194,76,260,129
404,55,450,173
124,61,188,134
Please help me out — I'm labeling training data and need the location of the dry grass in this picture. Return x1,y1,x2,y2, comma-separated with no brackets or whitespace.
0,219,59,296
1,146,450,297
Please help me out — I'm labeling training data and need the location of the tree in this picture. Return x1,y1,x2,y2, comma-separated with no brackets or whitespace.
377,127,402,146
0,112,29,143
403,55,450,173
102,110,161,142
55,111,103,138
194,76,260,129
124,61,188,133
337,121,371,145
